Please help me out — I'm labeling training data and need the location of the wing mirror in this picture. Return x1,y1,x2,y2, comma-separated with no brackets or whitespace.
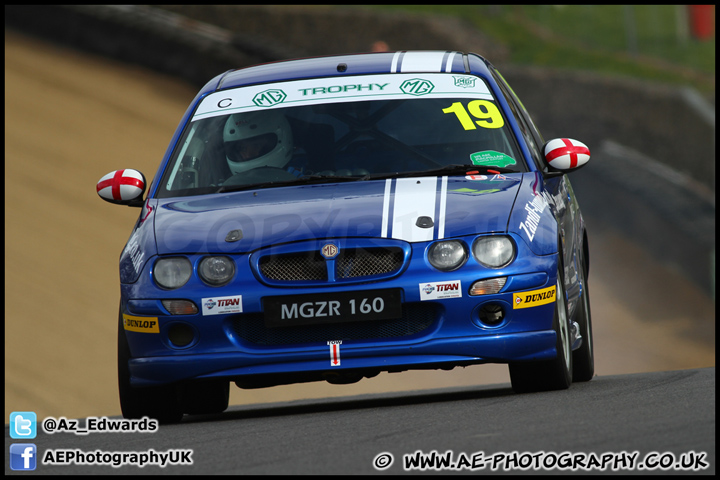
96,169,146,207
542,138,590,173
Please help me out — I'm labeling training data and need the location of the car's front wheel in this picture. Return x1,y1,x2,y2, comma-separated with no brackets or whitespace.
117,308,184,424
509,266,573,393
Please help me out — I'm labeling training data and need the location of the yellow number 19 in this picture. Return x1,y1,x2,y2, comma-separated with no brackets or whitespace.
442,100,504,130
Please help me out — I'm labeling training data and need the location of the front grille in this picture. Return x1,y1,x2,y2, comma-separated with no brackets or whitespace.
259,252,327,281
336,249,404,279
231,303,439,346
257,247,404,283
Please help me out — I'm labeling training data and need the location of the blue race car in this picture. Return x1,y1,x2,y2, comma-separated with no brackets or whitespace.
97,51,593,423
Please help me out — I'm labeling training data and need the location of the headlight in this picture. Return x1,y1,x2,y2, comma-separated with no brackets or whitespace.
428,240,467,271
472,236,515,268
154,257,192,289
199,256,235,286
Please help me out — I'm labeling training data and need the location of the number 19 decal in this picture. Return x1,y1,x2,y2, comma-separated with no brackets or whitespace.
443,100,504,130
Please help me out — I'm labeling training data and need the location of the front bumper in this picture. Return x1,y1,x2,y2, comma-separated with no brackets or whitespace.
127,330,557,387
121,234,560,387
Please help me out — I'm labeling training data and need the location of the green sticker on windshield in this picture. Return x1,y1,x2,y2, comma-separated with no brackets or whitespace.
470,151,516,168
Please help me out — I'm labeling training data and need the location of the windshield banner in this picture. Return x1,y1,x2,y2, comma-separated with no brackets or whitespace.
192,74,493,122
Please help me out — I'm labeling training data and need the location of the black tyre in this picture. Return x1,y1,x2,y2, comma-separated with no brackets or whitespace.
572,248,594,382
179,381,230,415
118,309,183,424
509,266,573,393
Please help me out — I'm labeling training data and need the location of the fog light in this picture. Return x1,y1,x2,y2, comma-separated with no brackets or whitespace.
478,303,505,325
162,300,198,315
469,277,506,295
168,323,194,347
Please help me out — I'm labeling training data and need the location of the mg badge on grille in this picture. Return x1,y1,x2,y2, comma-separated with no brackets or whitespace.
321,243,339,259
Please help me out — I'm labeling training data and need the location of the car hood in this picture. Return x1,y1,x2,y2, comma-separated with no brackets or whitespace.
153,175,524,254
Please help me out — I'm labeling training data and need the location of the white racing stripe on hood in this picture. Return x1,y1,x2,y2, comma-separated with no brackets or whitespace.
382,177,446,242
381,179,392,238
437,175,448,239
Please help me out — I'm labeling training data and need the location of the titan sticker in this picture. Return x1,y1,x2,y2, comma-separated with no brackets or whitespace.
419,280,462,300
123,314,159,333
202,295,243,316
513,286,556,309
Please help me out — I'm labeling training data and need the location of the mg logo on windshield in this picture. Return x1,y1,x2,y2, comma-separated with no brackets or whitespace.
252,89,287,107
400,79,434,96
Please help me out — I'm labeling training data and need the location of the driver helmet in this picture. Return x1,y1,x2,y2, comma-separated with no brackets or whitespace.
223,110,293,175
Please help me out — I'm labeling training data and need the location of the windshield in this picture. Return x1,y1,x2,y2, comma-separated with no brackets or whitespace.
157,74,525,198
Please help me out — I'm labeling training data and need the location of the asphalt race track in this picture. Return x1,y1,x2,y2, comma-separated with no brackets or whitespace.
5,368,715,474
5,31,715,474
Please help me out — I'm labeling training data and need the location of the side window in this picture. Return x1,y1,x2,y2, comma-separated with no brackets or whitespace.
491,69,545,171
493,68,546,146
520,108,545,151
513,100,545,170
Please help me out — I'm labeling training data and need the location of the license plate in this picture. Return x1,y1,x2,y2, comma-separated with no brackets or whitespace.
263,289,402,327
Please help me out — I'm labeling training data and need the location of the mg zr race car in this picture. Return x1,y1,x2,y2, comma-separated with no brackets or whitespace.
97,50,594,423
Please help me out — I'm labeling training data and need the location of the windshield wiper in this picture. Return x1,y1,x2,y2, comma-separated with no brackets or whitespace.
217,182,280,194
216,174,366,193
217,165,515,193
296,174,369,183
363,164,516,181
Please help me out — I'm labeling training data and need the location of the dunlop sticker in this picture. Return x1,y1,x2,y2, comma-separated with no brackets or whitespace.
123,314,160,333
512,286,556,309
